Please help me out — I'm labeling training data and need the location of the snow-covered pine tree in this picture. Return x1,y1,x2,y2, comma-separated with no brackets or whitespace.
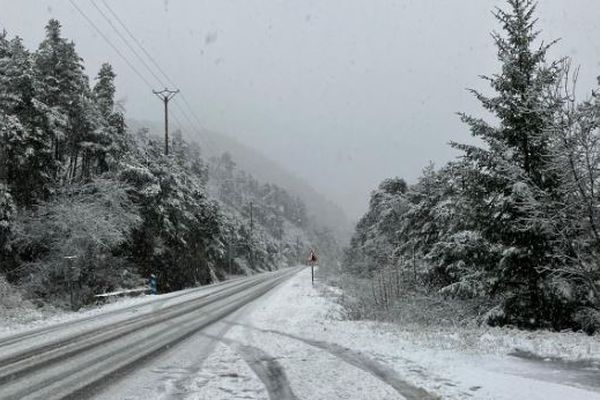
345,177,409,277
400,163,461,288
120,139,226,291
0,32,58,204
93,62,128,173
451,0,563,328
93,63,116,117
34,19,91,180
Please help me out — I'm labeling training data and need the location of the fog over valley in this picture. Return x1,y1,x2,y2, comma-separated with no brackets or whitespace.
3,0,600,219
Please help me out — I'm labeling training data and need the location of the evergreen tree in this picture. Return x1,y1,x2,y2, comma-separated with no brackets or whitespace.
345,177,409,276
400,163,461,288
120,141,225,291
451,0,563,328
34,19,90,179
0,32,57,204
93,63,116,116
93,62,127,173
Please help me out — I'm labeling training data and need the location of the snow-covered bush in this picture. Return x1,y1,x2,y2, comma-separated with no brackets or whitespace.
0,273,46,325
574,308,600,335
0,274,23,309
8,179,141,307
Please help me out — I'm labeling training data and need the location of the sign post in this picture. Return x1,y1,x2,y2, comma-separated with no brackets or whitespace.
64,255,79,311
308,249,317,285
149,274,157,295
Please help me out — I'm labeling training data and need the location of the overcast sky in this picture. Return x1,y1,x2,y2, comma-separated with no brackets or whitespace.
2,0,600,219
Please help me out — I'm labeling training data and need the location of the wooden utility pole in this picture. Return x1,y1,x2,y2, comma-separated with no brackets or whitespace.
412,240,416,284
0,127,8,185
296,236,301,264
152,88,179,155
64,255,79,311
249,201,254,235
228,240,233,274
249,201,254,268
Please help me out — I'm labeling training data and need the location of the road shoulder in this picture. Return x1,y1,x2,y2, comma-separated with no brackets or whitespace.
205,267,600,400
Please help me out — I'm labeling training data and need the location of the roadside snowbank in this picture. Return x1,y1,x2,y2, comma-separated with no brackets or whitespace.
0,279,235,337
214,267,600,400
0,275,254,337
0,293,151,336
332,315,600,363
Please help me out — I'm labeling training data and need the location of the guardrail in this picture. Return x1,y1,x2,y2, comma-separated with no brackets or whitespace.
94,287,149,300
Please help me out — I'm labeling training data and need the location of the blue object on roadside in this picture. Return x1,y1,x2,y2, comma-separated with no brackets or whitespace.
149,274,157,295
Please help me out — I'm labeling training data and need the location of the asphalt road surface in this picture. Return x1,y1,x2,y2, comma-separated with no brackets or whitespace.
0,268,300,400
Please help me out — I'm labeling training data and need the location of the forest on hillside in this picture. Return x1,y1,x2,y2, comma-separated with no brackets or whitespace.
0,20,339,310
343,0,600,334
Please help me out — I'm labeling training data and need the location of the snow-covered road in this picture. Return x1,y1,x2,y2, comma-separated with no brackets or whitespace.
185,268,600,400
2,267,598,400
0,268,298,400
95,267,600,400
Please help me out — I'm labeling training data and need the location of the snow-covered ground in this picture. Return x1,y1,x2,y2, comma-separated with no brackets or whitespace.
0,293,148,336
4,268,599,399
192,267,600,400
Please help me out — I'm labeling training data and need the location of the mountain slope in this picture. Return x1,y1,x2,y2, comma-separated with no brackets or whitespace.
128,119,353,243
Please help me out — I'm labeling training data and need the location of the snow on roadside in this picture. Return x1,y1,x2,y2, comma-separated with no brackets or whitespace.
212,267,600,400
0,279,237,337
314,273,600,363
0,293,152,336
351,319,600,364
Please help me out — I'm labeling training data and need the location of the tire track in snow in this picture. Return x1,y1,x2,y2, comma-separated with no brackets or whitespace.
222,321,438,400
235,344,299,400
205,335,298,400
286,336,438,400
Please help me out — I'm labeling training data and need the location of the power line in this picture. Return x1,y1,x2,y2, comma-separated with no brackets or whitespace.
171,112,184,131
72,0,189,152
89,0,202,148
98,0,210,133
179,95,208,130
89,0,167,88
173,102,203,132
100,0,177,88
97,0,214,137
68,0,154,90
74,0,220,156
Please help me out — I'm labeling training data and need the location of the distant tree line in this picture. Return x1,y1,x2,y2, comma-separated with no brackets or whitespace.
345,0,600,333
211,152,308,238
208,151,341,273
0,20,338,308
